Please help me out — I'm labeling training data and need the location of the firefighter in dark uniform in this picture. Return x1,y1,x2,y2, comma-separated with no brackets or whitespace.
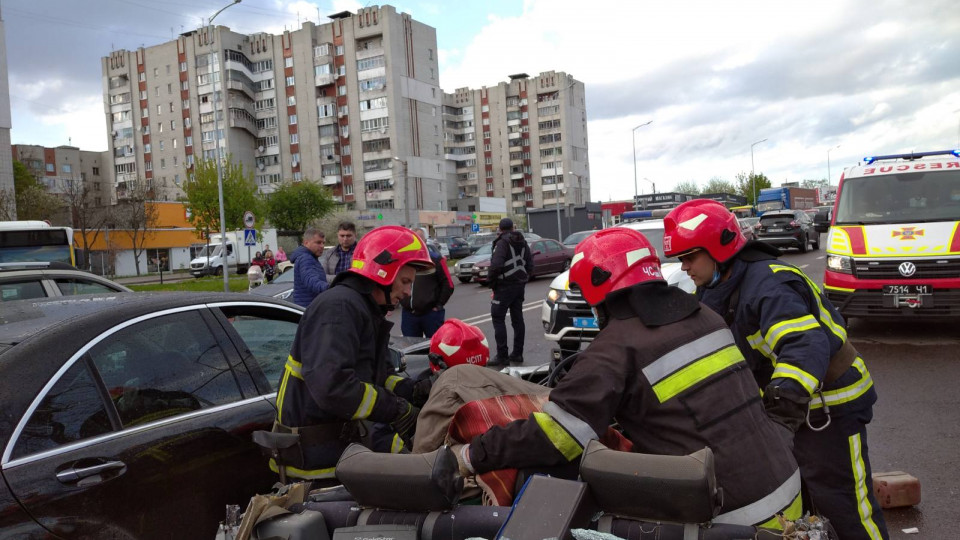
272,226,436,484
487,218,533,367
663,199,888,540
454,228,802,529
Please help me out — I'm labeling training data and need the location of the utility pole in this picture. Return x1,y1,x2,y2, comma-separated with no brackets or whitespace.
632,121,653,210
750,138,768,207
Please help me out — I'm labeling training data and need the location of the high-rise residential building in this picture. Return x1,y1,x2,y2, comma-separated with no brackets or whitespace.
11,144,112,208
0,5,15,217
443,71,589,215
101,5,447,221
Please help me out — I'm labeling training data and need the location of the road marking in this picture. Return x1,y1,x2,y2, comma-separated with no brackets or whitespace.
800,264,809,269
459,302,543,326
817,256,825,260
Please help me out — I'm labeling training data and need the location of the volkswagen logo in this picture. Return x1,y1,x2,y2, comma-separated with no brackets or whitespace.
898,262,916,277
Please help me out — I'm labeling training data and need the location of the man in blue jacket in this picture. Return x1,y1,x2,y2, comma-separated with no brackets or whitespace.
291,228,329,307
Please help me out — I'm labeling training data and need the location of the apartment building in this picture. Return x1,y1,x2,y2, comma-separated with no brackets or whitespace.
101,5,449,220
442,71,589,215
11,144,112,207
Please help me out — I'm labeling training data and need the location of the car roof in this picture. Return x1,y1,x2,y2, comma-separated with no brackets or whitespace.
617,218,666,230
761,210,797,217
0,292,297,347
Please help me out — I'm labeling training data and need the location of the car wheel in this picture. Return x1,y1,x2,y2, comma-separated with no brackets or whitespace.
215,266,224,276
562,258,571,271
811,232,820,250
458,277,472,283
798,234,808,253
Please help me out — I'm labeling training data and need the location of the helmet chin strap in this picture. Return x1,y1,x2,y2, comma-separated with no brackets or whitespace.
378,283,398,313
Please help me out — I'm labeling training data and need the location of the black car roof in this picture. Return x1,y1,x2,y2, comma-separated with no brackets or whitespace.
0,292,295,346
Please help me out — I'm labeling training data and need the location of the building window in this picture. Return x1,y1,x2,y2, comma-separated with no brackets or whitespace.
290,133,299,144
93,167,100,175
356,55,385,71
286,76,295,87
428,48,434,60
287,95,296,106
289,114,297,125
139,90,147,100
185,135,192,146
335,45,344,55
171,120,177,130
160,158,166,169
138,72,146,82
337,85,347,96
181,80,189,91
167,83,172,94
159,140,164,151
156,104,162,115
183,99,190,109
180,61,187,72
284,57,293,68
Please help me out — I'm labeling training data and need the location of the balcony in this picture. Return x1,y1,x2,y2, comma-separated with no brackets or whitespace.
315,73,335,87
322,175,341,186
331,195,343,203
510,172,524,180
365,188,395,200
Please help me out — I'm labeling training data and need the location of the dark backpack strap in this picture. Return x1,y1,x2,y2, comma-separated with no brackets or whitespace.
724,286,741,327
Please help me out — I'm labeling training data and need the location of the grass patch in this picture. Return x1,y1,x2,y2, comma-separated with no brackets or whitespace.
128,276,250,293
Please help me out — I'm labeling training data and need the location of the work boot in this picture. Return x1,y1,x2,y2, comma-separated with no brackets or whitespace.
508,355,524,366
487,356,509,368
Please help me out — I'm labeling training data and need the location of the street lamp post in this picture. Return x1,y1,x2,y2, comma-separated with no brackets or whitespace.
632,120,653,210
750,138,768,208
827,144,841,185
642,177,655,195
208,0,242,292
392,157,410,226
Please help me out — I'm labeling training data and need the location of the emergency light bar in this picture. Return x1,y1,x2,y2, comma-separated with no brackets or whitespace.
864,149,960,165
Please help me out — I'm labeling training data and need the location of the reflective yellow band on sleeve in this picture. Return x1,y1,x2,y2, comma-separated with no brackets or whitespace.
771,363,820,395
384,375,404,392
769,264,847,342
748,331,778,362
269,459,337,480
351,383,379,420
764,315,820,351
532,412,583,462
651,345,744,403
390,434,405,454
285,355,304,380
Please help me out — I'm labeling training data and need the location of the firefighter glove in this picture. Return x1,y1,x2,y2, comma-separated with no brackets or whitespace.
762,382,811,434
391,401,420,443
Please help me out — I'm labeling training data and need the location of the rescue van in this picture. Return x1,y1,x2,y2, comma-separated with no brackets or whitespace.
823,150,960,318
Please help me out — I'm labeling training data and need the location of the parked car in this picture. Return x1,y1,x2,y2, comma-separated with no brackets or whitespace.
541,219,695,354
756,209,819,252
0,292,423,539
561,230,597,248
0,261,132,302
471,238,574,285
249,265,295,301
436,236,471,259
454,243,493,283
466,231,541,254
738,217,760,241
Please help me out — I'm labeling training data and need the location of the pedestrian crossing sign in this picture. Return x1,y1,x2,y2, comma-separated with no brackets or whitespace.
244,229,257,246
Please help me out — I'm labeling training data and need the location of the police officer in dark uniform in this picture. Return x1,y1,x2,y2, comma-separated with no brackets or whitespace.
487,218,533,367
272,226,436,484
453,228,802,529
664,199,888,540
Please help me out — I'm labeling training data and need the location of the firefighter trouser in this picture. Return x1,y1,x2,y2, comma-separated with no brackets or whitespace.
794,402,889,540
491,282,526,360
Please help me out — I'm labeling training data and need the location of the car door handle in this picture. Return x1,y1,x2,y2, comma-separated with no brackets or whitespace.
56,460,126,483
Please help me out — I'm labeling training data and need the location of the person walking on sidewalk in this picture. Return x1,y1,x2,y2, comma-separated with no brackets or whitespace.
663,199,888,540
400,229,455,338
486,218,533,367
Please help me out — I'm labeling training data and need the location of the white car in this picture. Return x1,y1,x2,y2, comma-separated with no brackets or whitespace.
540,219,695,352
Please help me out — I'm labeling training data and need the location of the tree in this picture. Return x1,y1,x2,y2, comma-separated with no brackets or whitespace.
735,171,772,206
674,180,701,195
181,157,261,239
0,187,15,220
62,176,108,270
114,181,158,276
800,178,829,189
702,176,737,195
13,161,61,221
263,180,336,242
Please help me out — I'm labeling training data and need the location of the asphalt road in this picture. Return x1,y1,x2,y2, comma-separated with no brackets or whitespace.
391,233,958,538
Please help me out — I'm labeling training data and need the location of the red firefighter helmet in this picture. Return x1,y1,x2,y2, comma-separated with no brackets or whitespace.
662,199,746,263
348,225,435,286
569,228,663,306
428,319,489,372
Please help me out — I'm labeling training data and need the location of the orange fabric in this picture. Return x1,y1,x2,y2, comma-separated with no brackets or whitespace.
447,394,632,505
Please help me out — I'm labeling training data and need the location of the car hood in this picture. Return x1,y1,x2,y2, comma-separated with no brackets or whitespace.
457,253,492,265
546,262,695,293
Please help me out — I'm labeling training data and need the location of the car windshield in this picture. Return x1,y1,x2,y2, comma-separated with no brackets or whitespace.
740,217,760,227
474,243,493,256
623,225,678,263
835,171,960,224
562,231,595,246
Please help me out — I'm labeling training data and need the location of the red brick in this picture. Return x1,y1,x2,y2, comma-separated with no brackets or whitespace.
872,471,921,508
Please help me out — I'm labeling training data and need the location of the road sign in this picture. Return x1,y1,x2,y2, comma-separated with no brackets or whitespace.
243,211,256,229
471,223,480,233
243,229,257,247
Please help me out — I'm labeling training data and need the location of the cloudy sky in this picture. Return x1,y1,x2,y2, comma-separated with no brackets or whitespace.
5,0,960,202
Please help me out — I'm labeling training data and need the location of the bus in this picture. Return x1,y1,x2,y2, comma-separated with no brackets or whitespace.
0,221,76,266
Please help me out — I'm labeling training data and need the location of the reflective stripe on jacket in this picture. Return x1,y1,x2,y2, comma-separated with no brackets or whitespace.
699,252,876,414
469,281,800,522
